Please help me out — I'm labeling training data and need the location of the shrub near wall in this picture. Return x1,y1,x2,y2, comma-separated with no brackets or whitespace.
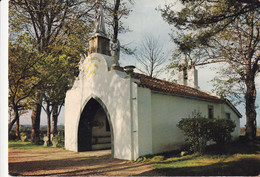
177,118,235,153
210,119,236,145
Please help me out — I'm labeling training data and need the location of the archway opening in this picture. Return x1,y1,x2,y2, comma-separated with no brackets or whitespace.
78,98,112,152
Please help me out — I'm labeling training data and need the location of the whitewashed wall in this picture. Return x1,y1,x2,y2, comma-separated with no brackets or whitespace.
65,53,138,160
222,104,241,138
136,87,153,157
149,92,240,154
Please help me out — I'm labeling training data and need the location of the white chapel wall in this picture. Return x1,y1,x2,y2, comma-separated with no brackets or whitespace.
150,92,240,154
136,87,153,157
65,53,137,160
222,104,241,138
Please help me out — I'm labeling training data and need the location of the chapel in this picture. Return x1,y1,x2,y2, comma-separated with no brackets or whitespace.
64,4,241,161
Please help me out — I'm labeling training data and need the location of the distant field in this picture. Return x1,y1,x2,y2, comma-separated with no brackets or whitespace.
240,127,260,136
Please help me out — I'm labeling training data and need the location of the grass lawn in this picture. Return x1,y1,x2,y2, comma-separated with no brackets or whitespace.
8,141,63,149
137,138,260,176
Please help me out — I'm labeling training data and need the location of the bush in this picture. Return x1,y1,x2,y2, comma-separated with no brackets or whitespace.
9,130,17,141
178,117,235,153
210,119,236,145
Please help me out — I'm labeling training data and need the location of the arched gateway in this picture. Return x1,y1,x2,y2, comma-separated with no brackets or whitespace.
78,98,113,153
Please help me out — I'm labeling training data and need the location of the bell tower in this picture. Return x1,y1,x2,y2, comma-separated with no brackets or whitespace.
88,3,111,56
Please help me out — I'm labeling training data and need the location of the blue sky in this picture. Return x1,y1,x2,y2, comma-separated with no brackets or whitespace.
17,0,260,127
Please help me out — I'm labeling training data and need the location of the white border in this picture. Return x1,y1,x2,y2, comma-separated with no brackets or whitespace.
0,0,9,176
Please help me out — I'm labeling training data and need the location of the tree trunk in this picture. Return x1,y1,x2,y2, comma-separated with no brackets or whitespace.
16,118,20,140
46,101,52,145
8,105,19,134
113,0,120,43
31,103,41,144
51,104,58,136
245,77,257,140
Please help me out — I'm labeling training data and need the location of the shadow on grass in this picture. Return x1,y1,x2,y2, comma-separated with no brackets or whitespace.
136,157,260,176
135,137,260,176
9,154,108,175
205,137,260,155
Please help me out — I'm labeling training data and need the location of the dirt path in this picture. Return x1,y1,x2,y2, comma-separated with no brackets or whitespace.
9,148,154,176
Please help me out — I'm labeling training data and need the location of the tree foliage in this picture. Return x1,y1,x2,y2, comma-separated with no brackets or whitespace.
161,0,259,42
166,32,203,76
9,0,95,51
9,0,96,140
8,34,41,135
211,66,247,106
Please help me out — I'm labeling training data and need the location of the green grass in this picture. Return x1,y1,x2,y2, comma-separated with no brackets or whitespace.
143,154,260,176
136,138,260,176
153,154,259,168
8,141,57,149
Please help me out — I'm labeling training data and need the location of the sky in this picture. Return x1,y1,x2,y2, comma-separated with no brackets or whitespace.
16,0,260,127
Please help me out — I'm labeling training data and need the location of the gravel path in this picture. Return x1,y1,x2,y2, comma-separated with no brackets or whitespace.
9,148,153,176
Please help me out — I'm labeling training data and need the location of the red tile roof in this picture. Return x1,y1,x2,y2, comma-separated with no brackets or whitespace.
132,72,223,103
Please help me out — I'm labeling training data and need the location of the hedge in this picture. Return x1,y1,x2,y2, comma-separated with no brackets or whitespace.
177,117,235,153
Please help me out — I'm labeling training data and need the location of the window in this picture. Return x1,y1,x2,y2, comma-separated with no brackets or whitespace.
208,105,214,119
225,113,231,120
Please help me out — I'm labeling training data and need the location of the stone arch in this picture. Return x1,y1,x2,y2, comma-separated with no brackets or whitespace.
77,96,114,157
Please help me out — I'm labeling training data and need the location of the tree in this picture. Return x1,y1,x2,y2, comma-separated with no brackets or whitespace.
9,0,95,143
166,32,203,77
160,0,260,139
103,0,135,56
51,103,62,136
160,0,259,43
8,34,41,137
135,35,168,77
30,100,41,144
211,66,247,106
39,48,79,143
104,0,133,41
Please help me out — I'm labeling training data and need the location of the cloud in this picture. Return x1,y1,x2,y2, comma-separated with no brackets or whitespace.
120,0,176,66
